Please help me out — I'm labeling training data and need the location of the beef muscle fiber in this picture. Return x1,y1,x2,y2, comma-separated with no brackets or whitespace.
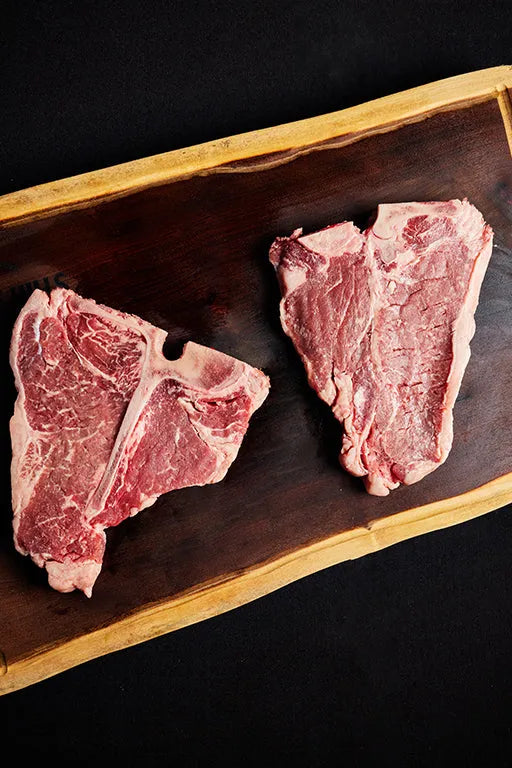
270,199,493,495
10,289,269,595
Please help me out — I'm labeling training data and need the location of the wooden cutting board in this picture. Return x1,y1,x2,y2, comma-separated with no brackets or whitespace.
1,66,511,695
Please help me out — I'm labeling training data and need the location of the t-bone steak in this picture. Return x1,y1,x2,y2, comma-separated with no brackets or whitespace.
270,199,493,496
10,288,270,596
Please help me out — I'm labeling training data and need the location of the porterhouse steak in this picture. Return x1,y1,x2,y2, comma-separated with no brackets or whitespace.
10,289,269,596
270,199,493,495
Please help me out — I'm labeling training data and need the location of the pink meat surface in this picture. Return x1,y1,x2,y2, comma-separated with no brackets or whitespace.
10,289,269,596
270,199,493,496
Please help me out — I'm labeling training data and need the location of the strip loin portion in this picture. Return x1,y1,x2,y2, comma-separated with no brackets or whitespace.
270,200,493,496
10,289,269,595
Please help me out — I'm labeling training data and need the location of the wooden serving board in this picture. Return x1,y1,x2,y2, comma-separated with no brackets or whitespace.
1,67,511,695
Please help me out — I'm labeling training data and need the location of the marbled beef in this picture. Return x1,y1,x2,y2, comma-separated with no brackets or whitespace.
10,289,269,595
270,200,493,495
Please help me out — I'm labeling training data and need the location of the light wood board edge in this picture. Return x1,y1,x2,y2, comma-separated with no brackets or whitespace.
2,472,512,695
0,66,511,227
496,83,512,152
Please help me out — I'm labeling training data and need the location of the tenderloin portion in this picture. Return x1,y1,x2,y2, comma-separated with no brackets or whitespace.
270,200,493,495
10,289,269,595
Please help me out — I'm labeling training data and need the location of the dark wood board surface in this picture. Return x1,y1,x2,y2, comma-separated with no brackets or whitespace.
1,68,511,693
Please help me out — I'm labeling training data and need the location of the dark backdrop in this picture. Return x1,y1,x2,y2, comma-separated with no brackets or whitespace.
2,2,512,765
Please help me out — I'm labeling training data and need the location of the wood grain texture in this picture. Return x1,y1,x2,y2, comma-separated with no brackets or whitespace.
0,67,511,695
0,66,510,226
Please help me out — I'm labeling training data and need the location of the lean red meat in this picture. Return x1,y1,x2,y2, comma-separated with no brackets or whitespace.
270,200,493,495
10,289,269,595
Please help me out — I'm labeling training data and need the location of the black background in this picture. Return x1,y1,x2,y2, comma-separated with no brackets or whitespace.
2,2,512,765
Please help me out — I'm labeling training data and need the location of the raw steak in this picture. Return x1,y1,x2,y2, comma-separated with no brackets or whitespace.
10,289,269,596
270,199,493,496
